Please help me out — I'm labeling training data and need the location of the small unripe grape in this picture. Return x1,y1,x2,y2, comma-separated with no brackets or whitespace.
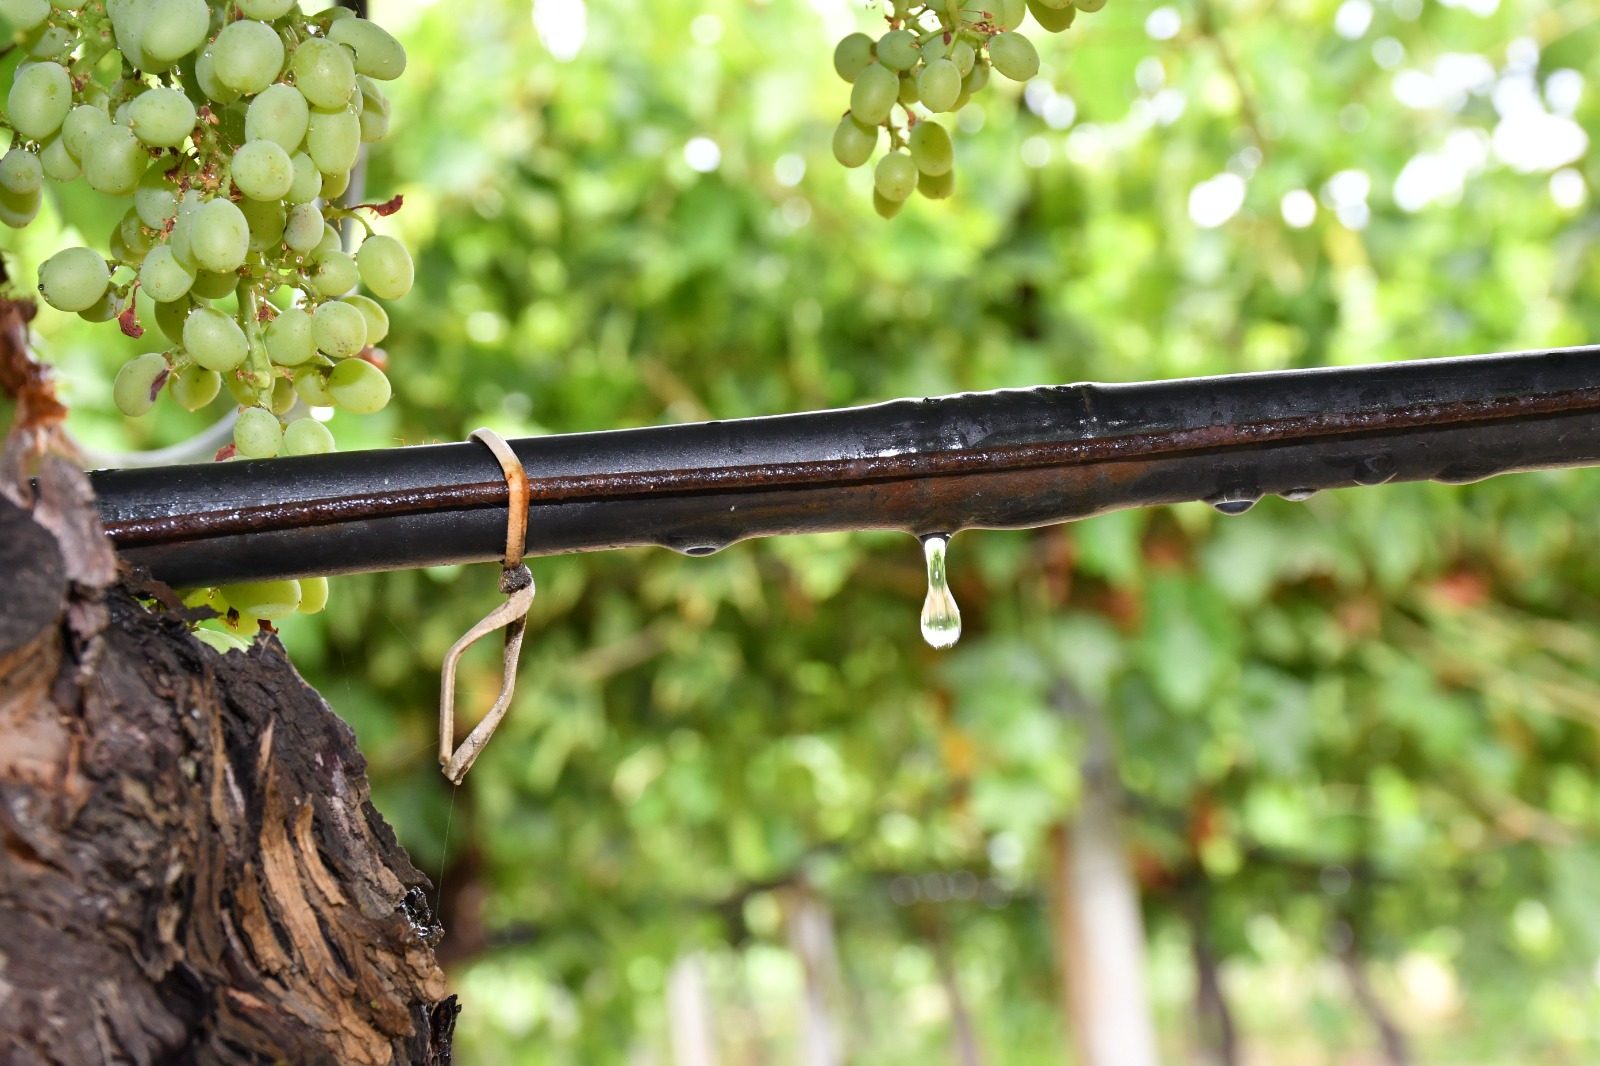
237,0,294,19
292,38,356,110
38,247,110,313
183,306,249,371
240,197,286,252
909,121,954,176
221,578,300,617
194,47,242,105
327,356,390,414
873,188,904,220
0,0,50,33
308,249,358,296
296,575,330,613
152,296,190,343
328,17,407,80
192,268,240,301
312,299,367,357
342,294,388,345
285,152,322,204
212,20,285,96
1074,0,1106,11
850,63,899,126
997,0,1027,30
0,149,42,196
988,32,1040,81
270,375,296,415
265,306,315,365
355,234,414,300
24,23,73,61
245,83,310,151
113,353,170,417
8,60,70,140
78,289,123,323
832,114,878,169
232,408,283,459
171,364,221,411
874,152,917,203
134,167,179,229
293,365,333,405
898,73,920,106
313,223,343,258
950,40,976,77
128,87,197,148
225,370,256,405
83,124,148,195
283,202,324,252
963,61,990,95
284,416,335,455
140,245,197,303
38,135,79,182
357,79,390,142
918,58,962,113
876,29,919,71
231,139,295,200
918,167,955,200
833,33,873,83
191,198,251,274
320,168,351,200
0,186,41,229
61,105,110,159
141,0,209,63
305,105,360,175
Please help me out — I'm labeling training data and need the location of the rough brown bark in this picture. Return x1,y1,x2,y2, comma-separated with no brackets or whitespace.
0,456,456,1064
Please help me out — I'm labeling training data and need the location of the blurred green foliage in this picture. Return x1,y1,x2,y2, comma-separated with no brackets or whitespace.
10,0,1600,1060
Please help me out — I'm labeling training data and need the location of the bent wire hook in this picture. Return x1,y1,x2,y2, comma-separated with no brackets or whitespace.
438,428,535,784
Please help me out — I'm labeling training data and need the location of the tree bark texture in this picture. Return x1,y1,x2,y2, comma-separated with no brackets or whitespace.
0,456,457,1065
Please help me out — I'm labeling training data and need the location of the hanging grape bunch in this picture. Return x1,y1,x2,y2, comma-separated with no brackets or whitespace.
1,0,411,460
832,0,1092,218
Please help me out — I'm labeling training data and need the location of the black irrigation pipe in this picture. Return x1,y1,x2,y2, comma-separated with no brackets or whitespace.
91,345,1600,588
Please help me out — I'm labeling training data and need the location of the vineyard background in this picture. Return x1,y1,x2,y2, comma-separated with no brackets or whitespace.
8,0,1600,1061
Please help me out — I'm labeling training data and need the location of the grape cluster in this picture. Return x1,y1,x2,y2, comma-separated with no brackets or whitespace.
2,0,411,459
831,0,1094,217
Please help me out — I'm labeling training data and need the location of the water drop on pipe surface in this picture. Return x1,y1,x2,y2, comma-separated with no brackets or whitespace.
920,534,962,649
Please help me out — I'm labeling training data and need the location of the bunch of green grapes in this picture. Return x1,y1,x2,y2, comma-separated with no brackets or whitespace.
831,0,1092,217
1,0,412,463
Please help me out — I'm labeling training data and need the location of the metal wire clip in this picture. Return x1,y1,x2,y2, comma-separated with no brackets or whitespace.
438,428,534,784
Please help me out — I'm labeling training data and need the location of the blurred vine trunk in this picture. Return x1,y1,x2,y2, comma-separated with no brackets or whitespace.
1048,688,1161,1066
925,908,984,1066
666,952,721,1066
0,433,456,1064
782,882,847,1066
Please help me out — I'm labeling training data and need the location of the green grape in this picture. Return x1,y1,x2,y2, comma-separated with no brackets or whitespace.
357,78,390,142
296,575,330,614
832,114,878,169
140,0,209,64
876,29,919,71
245,83,310,151
909,121,954,176
283,202,324,252
152,295,190,343
38,134,79,182
37,247,110,313
292,38,356,110
898,72,920,106
240,197,286,252
327,356,390,413
118,208,157,258
312,299,367,357
219,578,300,618
107,0,151,68
128,87,197,148
225,369,256,405
0,186,41,229
328,17,407,80
231,139,294,200
988,32,1040,81
963,60,990,95
212,20,285,96
997,0,1027,30
292,365,333,405
9,61,71,140
308,249,358,296
237,0,294,19
61,104,110,159
918,58,962,113
83,124,148,195
270,375,296,415
113,353,170,417
233,408,283,459
131,178,176,239
266,306,315,365
25,25,73,61
0,149,42,196
0,0,50,33
140,245,197,303
285,152,323,204
1025,0,1075,32
313,222,342,257
355,233,413,300
874,152,917,203
320,167,350,199
950,39,976,76
195,47,242,105
305,105,360,175
284,416,335,455
78,289,123,323
192,268,240,300
342,293,388,345
1074,0,1107,11
183,306,249,371
833,32,874,83
850,63,899,126
873,188,904,220
171,365,221,411
190,198,250,274
918,167,955,199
